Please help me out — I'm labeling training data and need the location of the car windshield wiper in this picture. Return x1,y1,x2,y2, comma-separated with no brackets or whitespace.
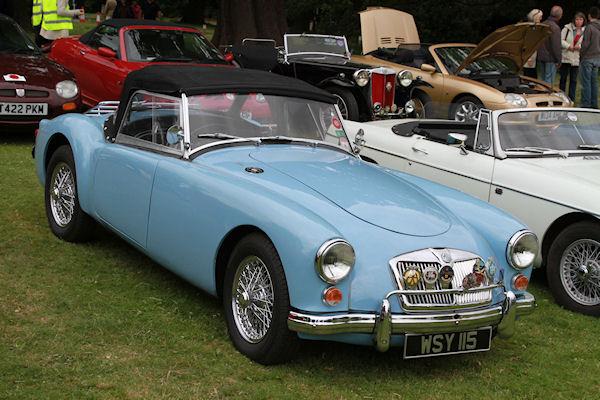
578,144,600,150
505,146,569,157
197,133,261,145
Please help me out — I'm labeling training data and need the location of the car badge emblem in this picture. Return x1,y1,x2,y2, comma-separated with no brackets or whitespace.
3,74,26,82
440,250,452,264
473,259,486,274
439,264,454,289
244,167,264,174
485,257,497,280
422,265,438,288
403,268,421,288
462,273,477,290
385,82,393,92
16,89,25,98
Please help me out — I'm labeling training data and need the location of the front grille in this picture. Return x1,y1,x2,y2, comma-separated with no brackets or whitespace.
390,249,494,311
0,89,15,97
0,89,49,98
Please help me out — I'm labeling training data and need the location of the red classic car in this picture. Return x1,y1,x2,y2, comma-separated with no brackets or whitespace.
0,14,81,129
49,19,229,107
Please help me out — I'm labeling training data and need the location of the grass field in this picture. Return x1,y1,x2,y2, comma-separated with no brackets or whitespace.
1,132,600,399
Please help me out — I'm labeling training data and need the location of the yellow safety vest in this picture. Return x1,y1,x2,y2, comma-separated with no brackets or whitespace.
41,0,73,31
32,0,43,27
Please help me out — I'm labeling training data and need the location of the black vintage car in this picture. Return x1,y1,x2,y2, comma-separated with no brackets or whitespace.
231,34,431,122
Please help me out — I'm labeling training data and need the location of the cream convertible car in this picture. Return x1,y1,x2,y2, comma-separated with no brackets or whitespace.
345,108,600,316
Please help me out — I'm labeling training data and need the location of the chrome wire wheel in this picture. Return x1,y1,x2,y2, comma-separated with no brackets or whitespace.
49,162,76,228
560,239,600,306
333,94,349,119
454,101,481,122
231,255,275,343
412,97,426,118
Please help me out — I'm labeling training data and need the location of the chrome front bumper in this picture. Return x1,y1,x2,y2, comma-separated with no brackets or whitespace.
288,291,535,352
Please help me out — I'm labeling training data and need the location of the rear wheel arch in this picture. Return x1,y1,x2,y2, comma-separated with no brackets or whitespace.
541,212,600,264
215,225,274,299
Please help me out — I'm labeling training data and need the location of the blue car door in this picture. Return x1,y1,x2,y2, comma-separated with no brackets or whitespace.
92,92,185,248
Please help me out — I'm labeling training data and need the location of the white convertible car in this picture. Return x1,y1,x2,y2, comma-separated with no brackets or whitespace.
345,108,600,316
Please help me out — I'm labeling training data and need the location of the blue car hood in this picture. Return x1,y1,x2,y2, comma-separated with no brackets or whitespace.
249,146,451,236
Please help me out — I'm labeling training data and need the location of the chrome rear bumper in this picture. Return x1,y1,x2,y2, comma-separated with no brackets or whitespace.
288,291,535,352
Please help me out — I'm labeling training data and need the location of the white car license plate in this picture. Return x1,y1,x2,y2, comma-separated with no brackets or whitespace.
0,102,48,116
403,326,492,359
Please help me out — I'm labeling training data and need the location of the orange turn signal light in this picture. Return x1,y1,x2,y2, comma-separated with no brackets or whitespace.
323,287,343,306
62,102,77,111
512,274,529,291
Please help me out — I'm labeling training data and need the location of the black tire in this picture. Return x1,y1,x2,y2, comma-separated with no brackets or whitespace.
44,145,96,242
327,86,360,121
412,91,431,119
547,221,600,316
223,232,299,364
450,95,483,122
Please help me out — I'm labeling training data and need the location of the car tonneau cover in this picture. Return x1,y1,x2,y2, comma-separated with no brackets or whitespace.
108,65,336,139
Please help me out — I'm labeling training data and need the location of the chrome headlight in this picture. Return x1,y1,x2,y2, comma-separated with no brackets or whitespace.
56,80,78,99
315,239,355,284
353,69,370,87
404,99,415,114
554,91,571,104
506,231,539,269
504,93,527,107
397,70,413,87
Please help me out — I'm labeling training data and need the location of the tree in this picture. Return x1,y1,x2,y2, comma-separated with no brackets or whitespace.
212,0,288,47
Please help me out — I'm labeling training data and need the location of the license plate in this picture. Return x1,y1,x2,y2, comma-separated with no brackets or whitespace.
537,111,564,122
0,102,48,116
403,327,492,359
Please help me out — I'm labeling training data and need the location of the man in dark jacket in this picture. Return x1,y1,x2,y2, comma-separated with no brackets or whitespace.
537,5,563,84
580,7,600,108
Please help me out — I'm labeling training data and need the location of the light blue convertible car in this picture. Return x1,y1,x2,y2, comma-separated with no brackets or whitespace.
34,65,537,364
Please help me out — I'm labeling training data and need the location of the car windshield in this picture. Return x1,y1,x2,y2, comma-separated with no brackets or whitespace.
0,19,38,54
124,29,225,63
188,93,352,152
498,110,600,153
435,46,516,75
285,35,349,59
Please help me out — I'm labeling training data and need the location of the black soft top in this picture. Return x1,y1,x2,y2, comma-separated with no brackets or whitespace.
108,65,335,138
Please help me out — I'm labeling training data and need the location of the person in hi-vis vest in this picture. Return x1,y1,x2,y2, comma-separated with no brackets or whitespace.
32,0,44,46
39,0,83,45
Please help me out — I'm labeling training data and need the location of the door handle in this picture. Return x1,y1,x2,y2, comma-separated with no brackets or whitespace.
411,146,428,155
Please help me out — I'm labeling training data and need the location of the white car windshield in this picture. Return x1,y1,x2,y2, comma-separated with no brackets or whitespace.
188,93,352,152
498,110,600,153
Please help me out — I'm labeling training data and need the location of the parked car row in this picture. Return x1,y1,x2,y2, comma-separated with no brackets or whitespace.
0,6,595,365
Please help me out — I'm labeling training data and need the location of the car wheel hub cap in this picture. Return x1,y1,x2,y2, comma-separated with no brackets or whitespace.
560,239,600,306
455,101,480,122
49,162,75,228
231,255,274,343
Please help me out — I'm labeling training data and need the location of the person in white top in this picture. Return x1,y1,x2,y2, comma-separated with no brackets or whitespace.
40,0,84,42
523,9,543,79
560,12,586,102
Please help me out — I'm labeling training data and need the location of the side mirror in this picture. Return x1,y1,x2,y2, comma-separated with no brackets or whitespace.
447,133,469,155
98,47,117,59
420,63,436,73
353,128,365,154
166,125,184,145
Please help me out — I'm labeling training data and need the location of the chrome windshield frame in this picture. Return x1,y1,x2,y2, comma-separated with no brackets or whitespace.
283,33,351,63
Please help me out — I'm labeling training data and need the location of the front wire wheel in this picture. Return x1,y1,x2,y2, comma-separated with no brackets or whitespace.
223,233,299,364
231,256,275,343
